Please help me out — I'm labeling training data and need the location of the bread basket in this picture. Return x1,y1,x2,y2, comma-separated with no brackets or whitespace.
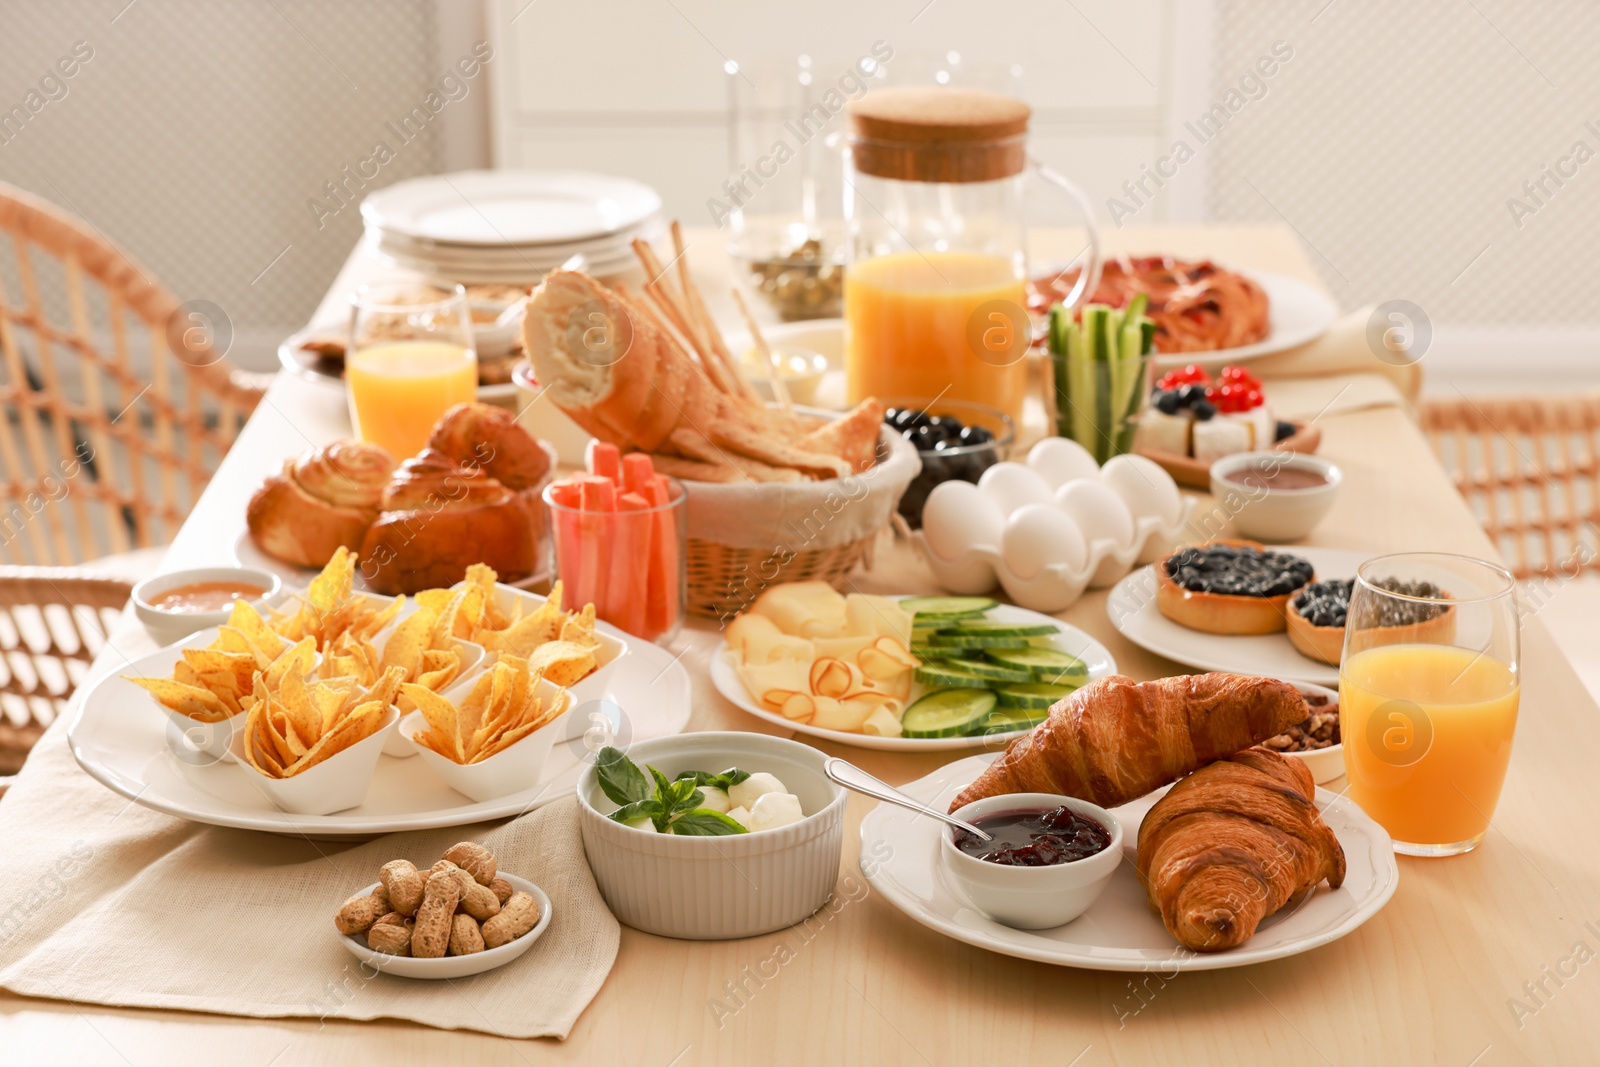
683,427,920,619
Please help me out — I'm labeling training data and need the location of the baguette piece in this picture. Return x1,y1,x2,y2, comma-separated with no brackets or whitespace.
948,673,1310,812
1137,746,1346,951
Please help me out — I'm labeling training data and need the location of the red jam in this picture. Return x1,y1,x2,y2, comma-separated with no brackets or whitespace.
952,806,1111,866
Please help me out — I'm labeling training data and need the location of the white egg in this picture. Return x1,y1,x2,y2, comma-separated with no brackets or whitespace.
1099,454,1182,525
728,771,787,812
746,792,805,832
922,480,1004,559
1026,437,1101,488
1054,479,1136,549
696,785,732,813
977,462,1055,517
1001,503,1088,579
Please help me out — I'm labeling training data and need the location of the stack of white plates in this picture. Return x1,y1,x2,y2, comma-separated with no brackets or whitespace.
361,170,663,284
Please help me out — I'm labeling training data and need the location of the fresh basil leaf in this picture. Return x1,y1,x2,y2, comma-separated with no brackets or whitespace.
607,799,661,825
596,747,652,806
713,767,752,790
671,787,705,817
669,809,748,836
648,764,675,803
675,770,714,786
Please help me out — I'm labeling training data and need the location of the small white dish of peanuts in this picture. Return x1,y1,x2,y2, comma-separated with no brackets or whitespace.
333,841,553,979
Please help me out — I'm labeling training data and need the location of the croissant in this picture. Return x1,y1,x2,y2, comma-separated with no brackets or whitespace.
246,440,396,568
358,450,535,595
949,673,1309,812
1137,747,1345,951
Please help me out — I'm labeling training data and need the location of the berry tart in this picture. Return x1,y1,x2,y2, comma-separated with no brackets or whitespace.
1286,576,1456,665
1155,540,1315,635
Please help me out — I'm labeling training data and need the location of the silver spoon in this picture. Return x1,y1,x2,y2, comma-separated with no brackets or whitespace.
824,757,992,841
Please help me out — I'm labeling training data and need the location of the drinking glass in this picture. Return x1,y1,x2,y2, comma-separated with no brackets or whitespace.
347,283,477,460
1340,553,1520,856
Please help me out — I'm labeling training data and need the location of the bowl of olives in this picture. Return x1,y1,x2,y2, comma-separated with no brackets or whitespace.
881,398,1015,529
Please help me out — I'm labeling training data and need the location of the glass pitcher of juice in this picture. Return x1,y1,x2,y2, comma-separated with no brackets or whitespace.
842,86,1100,425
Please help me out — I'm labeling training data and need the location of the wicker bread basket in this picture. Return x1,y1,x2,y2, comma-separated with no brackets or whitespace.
683,428,920,620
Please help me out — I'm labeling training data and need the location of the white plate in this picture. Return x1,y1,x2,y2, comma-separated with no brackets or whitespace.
275,325,519,402
232,530,547,593
1106,546,1372,686
338,875,551,979
360,170,662,246
708,600,1117,752
67,630,689,837
1146,270,1339,371
860,753,1397,971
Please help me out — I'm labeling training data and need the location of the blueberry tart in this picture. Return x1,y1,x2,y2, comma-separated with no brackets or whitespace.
1286,576,1455,665
1155,540,1315,635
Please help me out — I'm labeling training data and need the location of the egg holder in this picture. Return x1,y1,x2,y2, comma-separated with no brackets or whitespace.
912,494,1194,615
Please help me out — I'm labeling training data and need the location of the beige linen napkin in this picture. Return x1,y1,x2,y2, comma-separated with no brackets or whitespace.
0,723,619,1039
1250,305,1423,408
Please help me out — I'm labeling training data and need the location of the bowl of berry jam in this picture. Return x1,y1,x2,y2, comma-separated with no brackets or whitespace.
940,792,1123,929
882,398,1015,530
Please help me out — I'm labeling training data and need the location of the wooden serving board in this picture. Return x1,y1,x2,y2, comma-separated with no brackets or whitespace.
1135,422,1323,490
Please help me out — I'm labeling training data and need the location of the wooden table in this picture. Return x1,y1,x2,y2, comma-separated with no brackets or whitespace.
4,226,1598,1066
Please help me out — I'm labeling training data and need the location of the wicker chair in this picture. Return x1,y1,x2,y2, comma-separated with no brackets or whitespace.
1420,395,1600,580
0,181,266,791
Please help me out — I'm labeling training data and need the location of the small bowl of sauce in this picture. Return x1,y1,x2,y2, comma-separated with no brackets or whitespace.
133,566,282,647
1209,451,1342,543
940,792,1123,929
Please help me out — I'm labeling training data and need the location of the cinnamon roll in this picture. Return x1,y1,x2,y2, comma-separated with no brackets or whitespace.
246,440,396,568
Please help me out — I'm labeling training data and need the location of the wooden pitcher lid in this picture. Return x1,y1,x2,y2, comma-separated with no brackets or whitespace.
847,87,1031,183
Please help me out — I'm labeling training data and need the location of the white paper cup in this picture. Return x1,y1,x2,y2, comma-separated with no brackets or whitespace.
402,676,572,802
378,637,488,758
229,705,399,816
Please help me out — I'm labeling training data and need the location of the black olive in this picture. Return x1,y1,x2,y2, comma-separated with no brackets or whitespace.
958,424,993,446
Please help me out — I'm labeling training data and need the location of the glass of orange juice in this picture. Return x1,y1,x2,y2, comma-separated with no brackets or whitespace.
346,283,478,460
1340,553,1520,856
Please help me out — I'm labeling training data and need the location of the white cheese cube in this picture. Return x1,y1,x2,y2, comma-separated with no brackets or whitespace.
728,772,786,811
746,792,804,832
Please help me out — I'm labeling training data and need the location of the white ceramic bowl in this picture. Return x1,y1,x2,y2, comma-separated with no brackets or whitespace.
1210,451,1342,543
228,705,398,816
576,731,847,940
133,566,282,647
336,874,552,979
401,675,573,802
941,793,1123,930
1283,679,1344,785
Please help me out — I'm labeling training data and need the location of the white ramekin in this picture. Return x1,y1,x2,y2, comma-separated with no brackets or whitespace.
132,566,283,647
576,731,846,940
1209,451,1342,543
941,792,1123,930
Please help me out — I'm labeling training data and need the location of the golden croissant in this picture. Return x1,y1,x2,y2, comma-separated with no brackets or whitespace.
1137,746,1346,951
949,673,1309,812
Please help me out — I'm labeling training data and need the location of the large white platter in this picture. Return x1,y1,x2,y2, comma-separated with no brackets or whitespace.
1106,546,1373,686
860,753,1398,972
709,600,1116,752
67,627,689,837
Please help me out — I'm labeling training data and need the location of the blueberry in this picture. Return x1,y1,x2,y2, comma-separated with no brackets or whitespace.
1179,384,1208,406
1155,391,1181,415
1192,400,1217,420
957,424,994,446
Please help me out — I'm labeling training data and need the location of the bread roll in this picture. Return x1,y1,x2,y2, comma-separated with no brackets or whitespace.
359,450,536,595
426,402,552,492
246,440,396,568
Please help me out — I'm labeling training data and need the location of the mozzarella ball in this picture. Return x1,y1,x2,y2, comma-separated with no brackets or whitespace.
728,772,786,811
746,792,804,832
725,806,752,829
696,785,732,813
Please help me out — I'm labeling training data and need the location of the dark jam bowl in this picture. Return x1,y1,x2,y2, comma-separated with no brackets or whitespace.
881,397,1015,530
939,791,1123,930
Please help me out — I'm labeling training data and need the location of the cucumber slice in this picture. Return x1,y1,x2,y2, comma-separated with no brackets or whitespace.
927,632,1031,650
941,620,1059,638
913,662,990,688
901,688,999,738
936,656,1032,683
984,647,1089,683
974,707,1049,735
994,682,1078,710
908,646,939,660
898,596,998,618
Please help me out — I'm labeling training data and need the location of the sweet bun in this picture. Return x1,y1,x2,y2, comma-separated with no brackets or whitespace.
426,402,553,492
359,450,536,595
247,440,396,568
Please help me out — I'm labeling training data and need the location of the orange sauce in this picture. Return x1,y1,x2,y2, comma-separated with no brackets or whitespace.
149,582,266,614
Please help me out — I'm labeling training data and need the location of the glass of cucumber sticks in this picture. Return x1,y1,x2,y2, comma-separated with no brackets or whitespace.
1047,293,1157,464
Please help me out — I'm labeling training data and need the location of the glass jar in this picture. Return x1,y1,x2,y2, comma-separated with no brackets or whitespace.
841,87,1100,426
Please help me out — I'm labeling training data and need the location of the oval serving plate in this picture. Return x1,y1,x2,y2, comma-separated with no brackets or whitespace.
709,599,1116,752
